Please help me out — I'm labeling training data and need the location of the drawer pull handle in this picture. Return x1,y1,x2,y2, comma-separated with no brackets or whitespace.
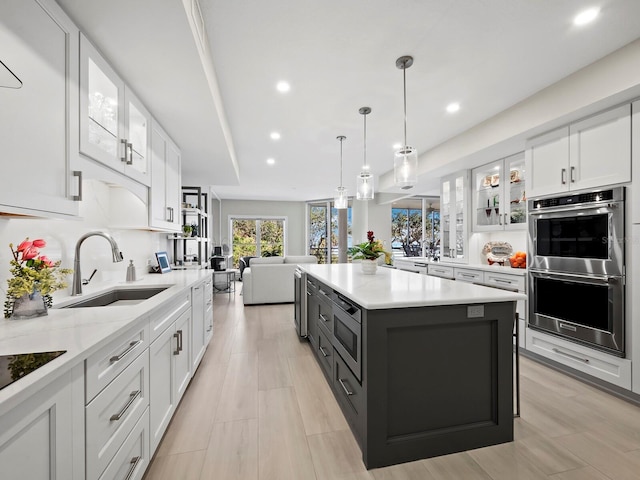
460,274,475,278
319,314,329,322
319,289,329,297
552,348,589,363
124,455,142,480
493,278,513,284
206,324,213,332
110,340,142,363
319,346,329,357
338,378,353,396
110,390,141,421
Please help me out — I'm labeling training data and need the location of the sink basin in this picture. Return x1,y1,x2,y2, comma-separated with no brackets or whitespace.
59,287,170,308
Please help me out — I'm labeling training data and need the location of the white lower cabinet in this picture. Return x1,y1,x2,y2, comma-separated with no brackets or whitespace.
0,366,84,479
86,349,149,480
191,275,214,371
526,328,631,390
204,276,214,346
149,306,192,454
99,409,149,480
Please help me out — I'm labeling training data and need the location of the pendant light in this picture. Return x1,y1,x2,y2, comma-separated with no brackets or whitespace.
334,135,348,209
356,106,374,200
394,55,418,189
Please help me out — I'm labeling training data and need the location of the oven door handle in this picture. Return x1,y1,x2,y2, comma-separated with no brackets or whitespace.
528,203,619,216
530,270,621,284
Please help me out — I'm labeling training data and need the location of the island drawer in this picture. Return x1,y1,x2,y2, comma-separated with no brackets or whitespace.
316,327,334,379
86,321,149,402
86,348,149,480
333,352,364,438
317,294,333,337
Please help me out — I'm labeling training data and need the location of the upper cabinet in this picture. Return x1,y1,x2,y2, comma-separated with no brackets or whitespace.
440,170,469,263
0,0,81,217
149,120,182,232
526,104,631,199
80,33,151,187
472,152,526,232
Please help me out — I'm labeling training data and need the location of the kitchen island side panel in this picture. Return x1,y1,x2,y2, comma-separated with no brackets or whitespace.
363,302,515,468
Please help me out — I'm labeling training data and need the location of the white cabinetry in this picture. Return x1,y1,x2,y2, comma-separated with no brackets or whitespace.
632,101,640,224
0,0,81,217
0,367,83,479
149,120,182,232
472,152,526,231
427,264,454,279
454,267,484,284
440,170,469,263
393,258,428,274
526,104,631,198
191,275,214,371
79,34,151,187
149,297,192,454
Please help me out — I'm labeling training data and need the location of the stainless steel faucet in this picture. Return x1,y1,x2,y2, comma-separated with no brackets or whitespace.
72,231,124,295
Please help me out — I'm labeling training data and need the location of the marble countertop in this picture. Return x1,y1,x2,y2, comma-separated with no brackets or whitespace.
393,258,527,276
299,263,526,310
0,269,212,415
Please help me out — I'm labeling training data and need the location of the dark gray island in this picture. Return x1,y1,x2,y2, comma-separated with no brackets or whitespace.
299,263,525,469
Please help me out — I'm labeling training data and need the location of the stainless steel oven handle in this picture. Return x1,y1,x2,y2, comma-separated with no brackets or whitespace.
530,270,619,283
552,348,589,363
528,202,620,216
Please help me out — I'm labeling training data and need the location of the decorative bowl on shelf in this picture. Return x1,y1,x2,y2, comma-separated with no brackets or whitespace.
482,241,513,265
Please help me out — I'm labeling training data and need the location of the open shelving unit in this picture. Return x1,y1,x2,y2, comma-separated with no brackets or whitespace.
168,186,209,268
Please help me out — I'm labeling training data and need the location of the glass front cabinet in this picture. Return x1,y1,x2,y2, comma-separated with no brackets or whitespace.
472,152,526,232
440,170,469,263
79,33,151,186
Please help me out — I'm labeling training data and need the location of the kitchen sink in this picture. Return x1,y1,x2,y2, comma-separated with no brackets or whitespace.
58,286,170,308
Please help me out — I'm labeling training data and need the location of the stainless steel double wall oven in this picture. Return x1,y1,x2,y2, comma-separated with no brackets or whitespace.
528,187,625,356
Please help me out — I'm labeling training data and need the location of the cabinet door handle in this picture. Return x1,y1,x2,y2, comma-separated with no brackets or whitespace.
570,166,576,183
110,390,141,421
319,313,329,322
173,332,180,355
504,213,508,225
72,170,83,201
126,141,134,165
109,340,142,363
561,168,567,184
499,213,503,225
338,378,353,396
121,138,129,163
124,456,142,480
319,346,329,357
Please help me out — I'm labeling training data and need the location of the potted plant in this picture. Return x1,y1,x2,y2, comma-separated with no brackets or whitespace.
4,238,72,318
182,224,192,237
348,231,391,274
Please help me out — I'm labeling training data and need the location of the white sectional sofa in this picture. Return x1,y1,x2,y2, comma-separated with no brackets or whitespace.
242,255,318,305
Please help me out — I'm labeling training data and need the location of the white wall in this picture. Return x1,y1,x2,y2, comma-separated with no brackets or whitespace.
0,180,169,305
219,199,307,255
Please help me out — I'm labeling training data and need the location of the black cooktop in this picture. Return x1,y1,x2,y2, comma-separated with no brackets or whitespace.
0,350,66,391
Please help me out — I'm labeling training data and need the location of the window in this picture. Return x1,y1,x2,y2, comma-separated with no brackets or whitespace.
308,201,352,264
391,197,440,260
230,217,285,267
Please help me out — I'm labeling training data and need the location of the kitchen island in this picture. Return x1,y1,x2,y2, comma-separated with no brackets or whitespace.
299,263,525,469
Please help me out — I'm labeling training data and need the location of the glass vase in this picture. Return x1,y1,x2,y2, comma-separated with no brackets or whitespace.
11,291,48,319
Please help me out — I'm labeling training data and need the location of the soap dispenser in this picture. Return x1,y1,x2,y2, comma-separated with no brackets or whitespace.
126,260,137,282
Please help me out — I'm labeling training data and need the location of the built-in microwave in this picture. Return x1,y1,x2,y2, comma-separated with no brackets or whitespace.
331,292,362,381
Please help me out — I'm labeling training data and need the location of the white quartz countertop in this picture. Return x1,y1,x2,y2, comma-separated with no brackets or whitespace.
0,269,212,415
393,257,527,276
299,264,526,310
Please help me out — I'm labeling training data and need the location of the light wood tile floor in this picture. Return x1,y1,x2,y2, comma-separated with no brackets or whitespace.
144,283,640,480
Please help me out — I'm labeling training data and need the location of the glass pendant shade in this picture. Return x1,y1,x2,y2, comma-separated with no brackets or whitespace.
356,170,374,200
394,145,418,189
334,186,348,209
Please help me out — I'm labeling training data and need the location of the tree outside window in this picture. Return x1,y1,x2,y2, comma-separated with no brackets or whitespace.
231,217,285,267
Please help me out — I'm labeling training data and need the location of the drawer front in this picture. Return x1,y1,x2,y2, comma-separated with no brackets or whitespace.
316,327,333,378
427,265,454,279
333,352,364,437
87,349,149,480
86,322,149,402
204,277,213,304
526,328,631,389
306,277,318,294
99,408,149,480
317,295,333,337
484,272,525,292
149,292,190,342
454,268,484,284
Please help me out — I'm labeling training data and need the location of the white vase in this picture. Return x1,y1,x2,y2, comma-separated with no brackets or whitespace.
360,259,378,275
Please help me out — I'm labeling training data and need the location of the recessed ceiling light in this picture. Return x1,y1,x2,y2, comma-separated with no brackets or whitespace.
393,143,402,150
266,158,275,165
446,102,460,113
574,7,600,26
276,81,290,93
270,132,281,140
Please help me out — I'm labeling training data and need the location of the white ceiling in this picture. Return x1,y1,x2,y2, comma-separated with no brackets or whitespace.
56,0,640,202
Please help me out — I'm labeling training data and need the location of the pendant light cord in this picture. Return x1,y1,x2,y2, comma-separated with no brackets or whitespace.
339,137,344,187
403,62,407,147
363,113,367,168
